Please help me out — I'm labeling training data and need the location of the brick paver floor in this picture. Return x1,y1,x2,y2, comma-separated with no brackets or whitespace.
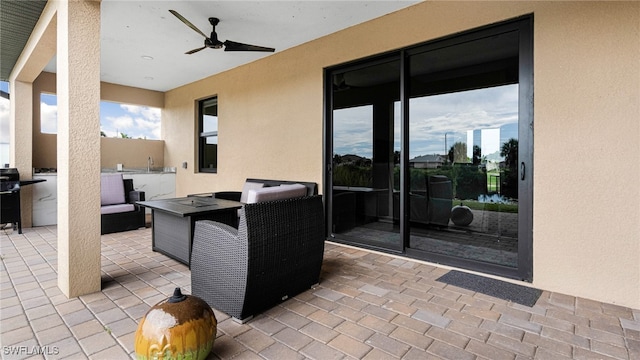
1,226,639,359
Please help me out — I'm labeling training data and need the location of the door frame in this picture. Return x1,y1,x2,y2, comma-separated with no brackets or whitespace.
324,15,534,281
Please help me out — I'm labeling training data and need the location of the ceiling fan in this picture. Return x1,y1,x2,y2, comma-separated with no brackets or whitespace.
169,10,275,54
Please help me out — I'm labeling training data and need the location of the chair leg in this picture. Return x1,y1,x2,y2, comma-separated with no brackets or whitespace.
232,315,253,324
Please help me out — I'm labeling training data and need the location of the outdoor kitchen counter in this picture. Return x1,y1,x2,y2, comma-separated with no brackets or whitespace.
31,170,176,226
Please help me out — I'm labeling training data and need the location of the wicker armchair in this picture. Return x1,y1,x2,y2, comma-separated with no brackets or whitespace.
101,176,146,234
191,195,325,322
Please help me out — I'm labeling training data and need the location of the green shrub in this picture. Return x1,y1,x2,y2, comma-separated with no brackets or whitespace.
333,164,372,187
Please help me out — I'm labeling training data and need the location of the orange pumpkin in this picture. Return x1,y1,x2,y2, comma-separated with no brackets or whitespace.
135,288,217,360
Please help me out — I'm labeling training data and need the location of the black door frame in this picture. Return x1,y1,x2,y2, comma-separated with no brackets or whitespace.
324,15,534,281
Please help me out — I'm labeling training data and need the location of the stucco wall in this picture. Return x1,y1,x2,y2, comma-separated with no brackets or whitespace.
163,1,639,308
101,137,164,169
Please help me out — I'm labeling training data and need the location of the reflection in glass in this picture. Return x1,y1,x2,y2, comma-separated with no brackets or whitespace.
200,97,218,171
407,85,519,268
331,59,402,251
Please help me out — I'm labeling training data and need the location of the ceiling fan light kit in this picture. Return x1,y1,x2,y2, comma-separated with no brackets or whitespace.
169,10,275,54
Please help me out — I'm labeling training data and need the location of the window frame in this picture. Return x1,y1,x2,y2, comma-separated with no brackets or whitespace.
198,96,219,173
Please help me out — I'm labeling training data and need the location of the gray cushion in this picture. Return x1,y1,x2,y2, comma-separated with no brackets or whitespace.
101,173,125,206
100,203,135,215
240,182,265,203
246,183,307,204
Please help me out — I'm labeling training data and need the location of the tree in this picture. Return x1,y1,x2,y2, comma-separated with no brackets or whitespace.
393,151,401,165
333,154,342,165
448,142,467,163
500,138,518,168
472,145,482,165
500,138,519,199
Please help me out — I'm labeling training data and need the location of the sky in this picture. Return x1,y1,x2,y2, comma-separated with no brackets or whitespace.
1,81,160,166
333,84,519,161
40,94,161,139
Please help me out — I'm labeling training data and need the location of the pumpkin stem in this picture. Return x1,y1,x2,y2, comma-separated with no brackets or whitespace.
169,287,187,303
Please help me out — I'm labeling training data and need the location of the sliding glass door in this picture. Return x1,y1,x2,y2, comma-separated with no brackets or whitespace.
326,16,533,280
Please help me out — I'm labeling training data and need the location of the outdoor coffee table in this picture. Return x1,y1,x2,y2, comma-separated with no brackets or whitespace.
137,197,242,266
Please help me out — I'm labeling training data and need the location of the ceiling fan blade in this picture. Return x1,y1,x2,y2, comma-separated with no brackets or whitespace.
169,10,209,39
185,46,207,55
223,40,275,52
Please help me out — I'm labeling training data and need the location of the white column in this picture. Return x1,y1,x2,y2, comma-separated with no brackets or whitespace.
56,0,102,297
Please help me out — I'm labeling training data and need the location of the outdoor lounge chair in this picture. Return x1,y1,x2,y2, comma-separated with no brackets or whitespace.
100,173,146,234
393,174,453,227
190,195,325,322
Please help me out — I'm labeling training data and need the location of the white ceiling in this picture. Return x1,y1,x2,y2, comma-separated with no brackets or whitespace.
44,1,419,92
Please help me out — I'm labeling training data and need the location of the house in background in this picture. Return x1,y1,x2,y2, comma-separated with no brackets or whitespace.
410,155,446,169
3,1,639,310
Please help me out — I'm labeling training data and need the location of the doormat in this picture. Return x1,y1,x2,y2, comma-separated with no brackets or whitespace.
436,270,542,307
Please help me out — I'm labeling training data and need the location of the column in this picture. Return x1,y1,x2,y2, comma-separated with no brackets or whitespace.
56,0,102,297
9,81,34,227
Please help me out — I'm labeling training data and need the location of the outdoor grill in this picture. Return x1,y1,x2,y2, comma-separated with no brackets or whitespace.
1,168,45,234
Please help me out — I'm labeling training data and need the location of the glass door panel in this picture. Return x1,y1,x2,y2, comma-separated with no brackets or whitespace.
407,30,521,268
330,58,402,252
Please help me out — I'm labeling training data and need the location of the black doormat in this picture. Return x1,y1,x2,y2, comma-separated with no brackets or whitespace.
436,270,542,307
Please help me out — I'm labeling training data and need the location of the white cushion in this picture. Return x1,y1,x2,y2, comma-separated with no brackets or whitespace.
246,183,307,204
101,203,135,215
240,182,265,203
101,174,125,206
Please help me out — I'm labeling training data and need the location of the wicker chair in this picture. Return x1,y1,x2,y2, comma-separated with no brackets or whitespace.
191,195,325,322
101,176,146,235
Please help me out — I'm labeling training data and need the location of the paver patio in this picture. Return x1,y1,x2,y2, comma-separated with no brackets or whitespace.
1,226,639,359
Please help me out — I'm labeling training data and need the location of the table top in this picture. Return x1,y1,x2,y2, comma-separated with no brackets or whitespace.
137,197,242,217
333,186,388,193
21,179,47,186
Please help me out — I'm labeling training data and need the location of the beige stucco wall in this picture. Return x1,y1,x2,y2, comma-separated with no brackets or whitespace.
32,71,165,169
163,1,640,308
101,137,164,169
533,3,639,309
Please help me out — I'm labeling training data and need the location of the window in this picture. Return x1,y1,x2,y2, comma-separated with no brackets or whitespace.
38,93,161,139
199,97,218,172
40,93,58,134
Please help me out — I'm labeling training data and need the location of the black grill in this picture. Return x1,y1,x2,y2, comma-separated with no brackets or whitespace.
1,168,46,234
1,168,22,233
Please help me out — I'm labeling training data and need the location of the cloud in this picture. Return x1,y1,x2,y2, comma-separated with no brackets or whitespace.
334,105,373,158
334,84,519,159
121,104,160,122
0,97,9,143
134,117,161,139
101,104,161,139
40,101,58,134
110,115,135,129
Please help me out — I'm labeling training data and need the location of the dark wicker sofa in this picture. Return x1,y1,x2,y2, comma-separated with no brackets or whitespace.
191,195,325,322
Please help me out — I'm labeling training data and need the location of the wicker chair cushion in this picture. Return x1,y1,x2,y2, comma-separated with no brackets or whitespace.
100,173,126,205
246,183,307,204
101,203,135,215
239,182,265,203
